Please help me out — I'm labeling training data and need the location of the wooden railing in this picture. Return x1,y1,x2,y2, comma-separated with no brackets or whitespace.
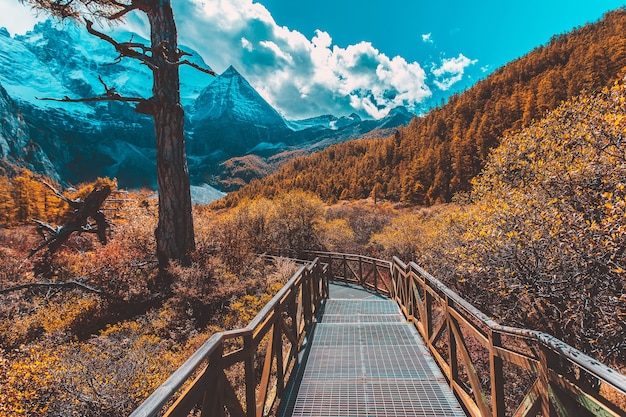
131,251,626,417
130,257,329,417
299,251,626,417
299,250,393,297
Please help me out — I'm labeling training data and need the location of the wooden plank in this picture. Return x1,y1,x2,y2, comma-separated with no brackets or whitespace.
256,327,275,417
220,371,247,417
451,380,483,417
537,347,554,417
244,334,256,417
490,332,505,417
429,314,447,347
513,379,542,417
163,363,212,417
431,347,451,379
493,345,539,372
273,321,285,397
278,315,298,348
252,310,277,343
412,279,424,323
449,316,492,417
448,307,489,348
548,370,626,417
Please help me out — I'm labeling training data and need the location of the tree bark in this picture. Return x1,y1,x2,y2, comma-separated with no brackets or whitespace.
146,0,195,267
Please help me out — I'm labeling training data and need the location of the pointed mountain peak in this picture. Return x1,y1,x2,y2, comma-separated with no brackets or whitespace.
191,64,288,130
222,65,241,77
387,105,412,117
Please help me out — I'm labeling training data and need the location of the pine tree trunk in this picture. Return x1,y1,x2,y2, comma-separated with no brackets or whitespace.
147,0,195,267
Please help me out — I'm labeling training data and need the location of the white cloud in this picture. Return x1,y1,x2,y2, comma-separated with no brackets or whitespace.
431,53,478,91
0,3,44,35
421,33,433,43
1,0,441,120
241,37,253,51
170,0,431,119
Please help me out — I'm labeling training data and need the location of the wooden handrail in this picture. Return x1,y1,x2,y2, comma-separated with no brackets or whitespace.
130,258,329,417
300,251,626,417
394,256,626,417
131,251,625,417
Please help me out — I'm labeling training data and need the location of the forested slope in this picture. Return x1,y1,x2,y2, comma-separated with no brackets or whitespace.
224,8,626,206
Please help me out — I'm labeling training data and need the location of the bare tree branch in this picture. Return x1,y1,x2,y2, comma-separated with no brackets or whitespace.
37,95,145,104
37,75,145,103
0,280,103,295
43,181,81,208
85,18,157,69
29,185,112,257
174,59,216,76
107,2,139,20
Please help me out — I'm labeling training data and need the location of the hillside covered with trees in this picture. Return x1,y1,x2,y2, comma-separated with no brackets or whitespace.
224,8,626,206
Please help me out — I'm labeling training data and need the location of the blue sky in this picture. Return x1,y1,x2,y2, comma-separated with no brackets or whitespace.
0,0,624,119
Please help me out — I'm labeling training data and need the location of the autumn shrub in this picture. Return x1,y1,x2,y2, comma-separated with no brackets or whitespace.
206,191,328,264
370,204,465,267
224,257,299,329
0,316,187,417
51,320,181,417
209,197,274,272
0,342,64,416
264,191,325,253
325,200,396,253
316,218,355,252
457,81,626,363
374,81,626,365
167,258,245,330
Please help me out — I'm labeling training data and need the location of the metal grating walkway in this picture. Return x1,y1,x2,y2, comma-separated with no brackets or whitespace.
278,282,466,417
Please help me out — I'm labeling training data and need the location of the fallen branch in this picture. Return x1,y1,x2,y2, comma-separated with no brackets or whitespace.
0,280,103,295
29,185,112,257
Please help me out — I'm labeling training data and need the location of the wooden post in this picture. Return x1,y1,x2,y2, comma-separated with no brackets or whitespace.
358,257,363,286
538,346,555,417
274,313,285,397
303,269,313,326
244,334,256,417
257,325,275,417
374,262,379,291
201,342,224,417
490,331,505,417
425,289,433,347
447,296,458,385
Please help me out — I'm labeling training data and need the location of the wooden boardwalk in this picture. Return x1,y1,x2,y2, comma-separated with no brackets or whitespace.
278,282,466,417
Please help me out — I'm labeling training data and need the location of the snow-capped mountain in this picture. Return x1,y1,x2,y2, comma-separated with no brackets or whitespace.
0,20,414,195
0,20,212,110
0,81,57,179
188,66,291,157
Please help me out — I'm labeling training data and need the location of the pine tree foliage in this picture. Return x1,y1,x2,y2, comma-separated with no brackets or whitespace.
224,9,626,207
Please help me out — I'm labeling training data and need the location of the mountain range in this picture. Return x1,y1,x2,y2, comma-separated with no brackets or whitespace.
0,20,413,193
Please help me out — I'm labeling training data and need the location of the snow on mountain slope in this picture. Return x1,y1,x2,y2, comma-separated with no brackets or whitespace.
188,65,291,157
191,66,286,127
0,19,213,112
